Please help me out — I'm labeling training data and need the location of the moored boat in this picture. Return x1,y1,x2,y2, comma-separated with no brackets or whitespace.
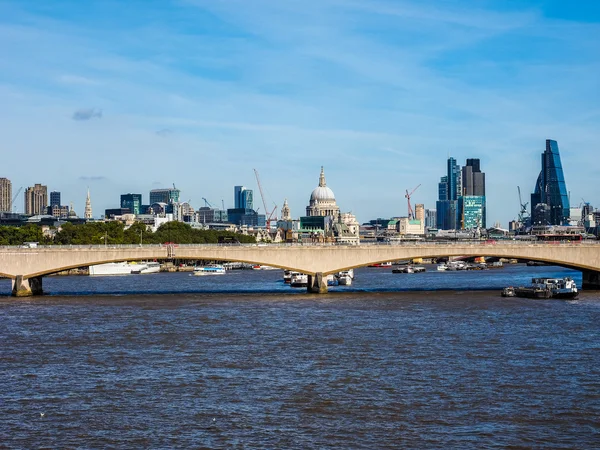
290,272,308,287
194,264,226,275
89,262,134,276
368,262,392,268
502,277,578,299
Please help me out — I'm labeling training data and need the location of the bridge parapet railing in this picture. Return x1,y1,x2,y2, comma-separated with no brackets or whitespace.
0,240,598,250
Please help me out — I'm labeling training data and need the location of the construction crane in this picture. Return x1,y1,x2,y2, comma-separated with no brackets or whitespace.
201,197,213,208
11,186,23,212
517,186,529,223
253,168,277,232
405,184,421,219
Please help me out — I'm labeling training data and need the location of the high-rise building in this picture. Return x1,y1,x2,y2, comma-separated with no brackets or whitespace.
530,139,570,225
425,209,437,229
49,191,61,207
436,158,461,230
24,184,48,216
459,158,486,228
149,188,180,205
447,157,461,201
121,193,142,215
415,204,424,224
234,186,254,210
436,157,485,229
0,177,12,212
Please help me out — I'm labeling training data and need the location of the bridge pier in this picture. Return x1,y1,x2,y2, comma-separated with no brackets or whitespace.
11,275,44,297
582,270,600,290
307,272,328,294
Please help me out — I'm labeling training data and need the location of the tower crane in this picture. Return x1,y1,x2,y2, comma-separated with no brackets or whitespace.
517,186,529,223
202,197,213,208
405,184,421,219
253,168,277,232
11,186,23,212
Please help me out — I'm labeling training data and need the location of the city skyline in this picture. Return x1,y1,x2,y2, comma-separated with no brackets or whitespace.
0,1,598,223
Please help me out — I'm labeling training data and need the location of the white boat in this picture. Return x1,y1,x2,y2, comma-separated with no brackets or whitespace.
290,272,308,287
437,264,448,271
337,271,353,286
89,262,133,276
283,270,292,284
131,262,161,274
194,264,226,275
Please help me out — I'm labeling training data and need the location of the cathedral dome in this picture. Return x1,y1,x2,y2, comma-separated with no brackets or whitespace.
309,166,335,202
310,185,335,202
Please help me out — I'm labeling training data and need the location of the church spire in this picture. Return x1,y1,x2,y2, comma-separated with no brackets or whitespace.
84,188,92,220
281,198,291,220
319,166,326,187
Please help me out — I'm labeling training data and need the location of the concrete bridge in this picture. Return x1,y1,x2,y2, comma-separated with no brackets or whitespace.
1,241,599,296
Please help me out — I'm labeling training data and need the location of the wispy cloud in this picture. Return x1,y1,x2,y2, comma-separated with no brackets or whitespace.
155,128,173,137
72,108,102,121
57,74,100,85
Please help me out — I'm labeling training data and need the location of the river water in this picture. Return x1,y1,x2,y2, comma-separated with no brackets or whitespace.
1,265,599,448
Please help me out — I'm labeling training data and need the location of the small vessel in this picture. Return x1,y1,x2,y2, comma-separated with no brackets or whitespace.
290,272,308,287
335,269,354,286
326,274,337,286
283,270,292,284
393,266,426,274
502,277,578,299
194,264,226,275
368,262,392,268
253,265,277,270
437,264,448,271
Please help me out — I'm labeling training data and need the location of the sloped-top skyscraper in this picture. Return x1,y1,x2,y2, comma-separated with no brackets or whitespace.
530,139,570,226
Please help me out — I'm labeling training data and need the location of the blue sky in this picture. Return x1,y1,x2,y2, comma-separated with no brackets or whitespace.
1,0,598,224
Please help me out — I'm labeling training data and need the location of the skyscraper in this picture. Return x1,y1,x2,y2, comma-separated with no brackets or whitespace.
50,191,61,207
460,158,486,228
530,139,570,226
234,186,253,210
0,177,12,212
24,184,48,216
436,158,461,230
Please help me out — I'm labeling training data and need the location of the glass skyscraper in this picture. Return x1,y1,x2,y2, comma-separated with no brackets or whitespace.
121,193,142,215
530,139,570,226
234,186,253,210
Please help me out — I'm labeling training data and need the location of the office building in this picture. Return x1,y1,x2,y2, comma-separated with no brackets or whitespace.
425,209,436,229
121,193,142,215
0,177,11,212
436,159,460,230
50,191,61,207
234,186,254,210
227,208,266,227
459,196,486,229
24,184,48,216
150,188,180,205
415,204,424,225
530,139,570,225
460,158,486,228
